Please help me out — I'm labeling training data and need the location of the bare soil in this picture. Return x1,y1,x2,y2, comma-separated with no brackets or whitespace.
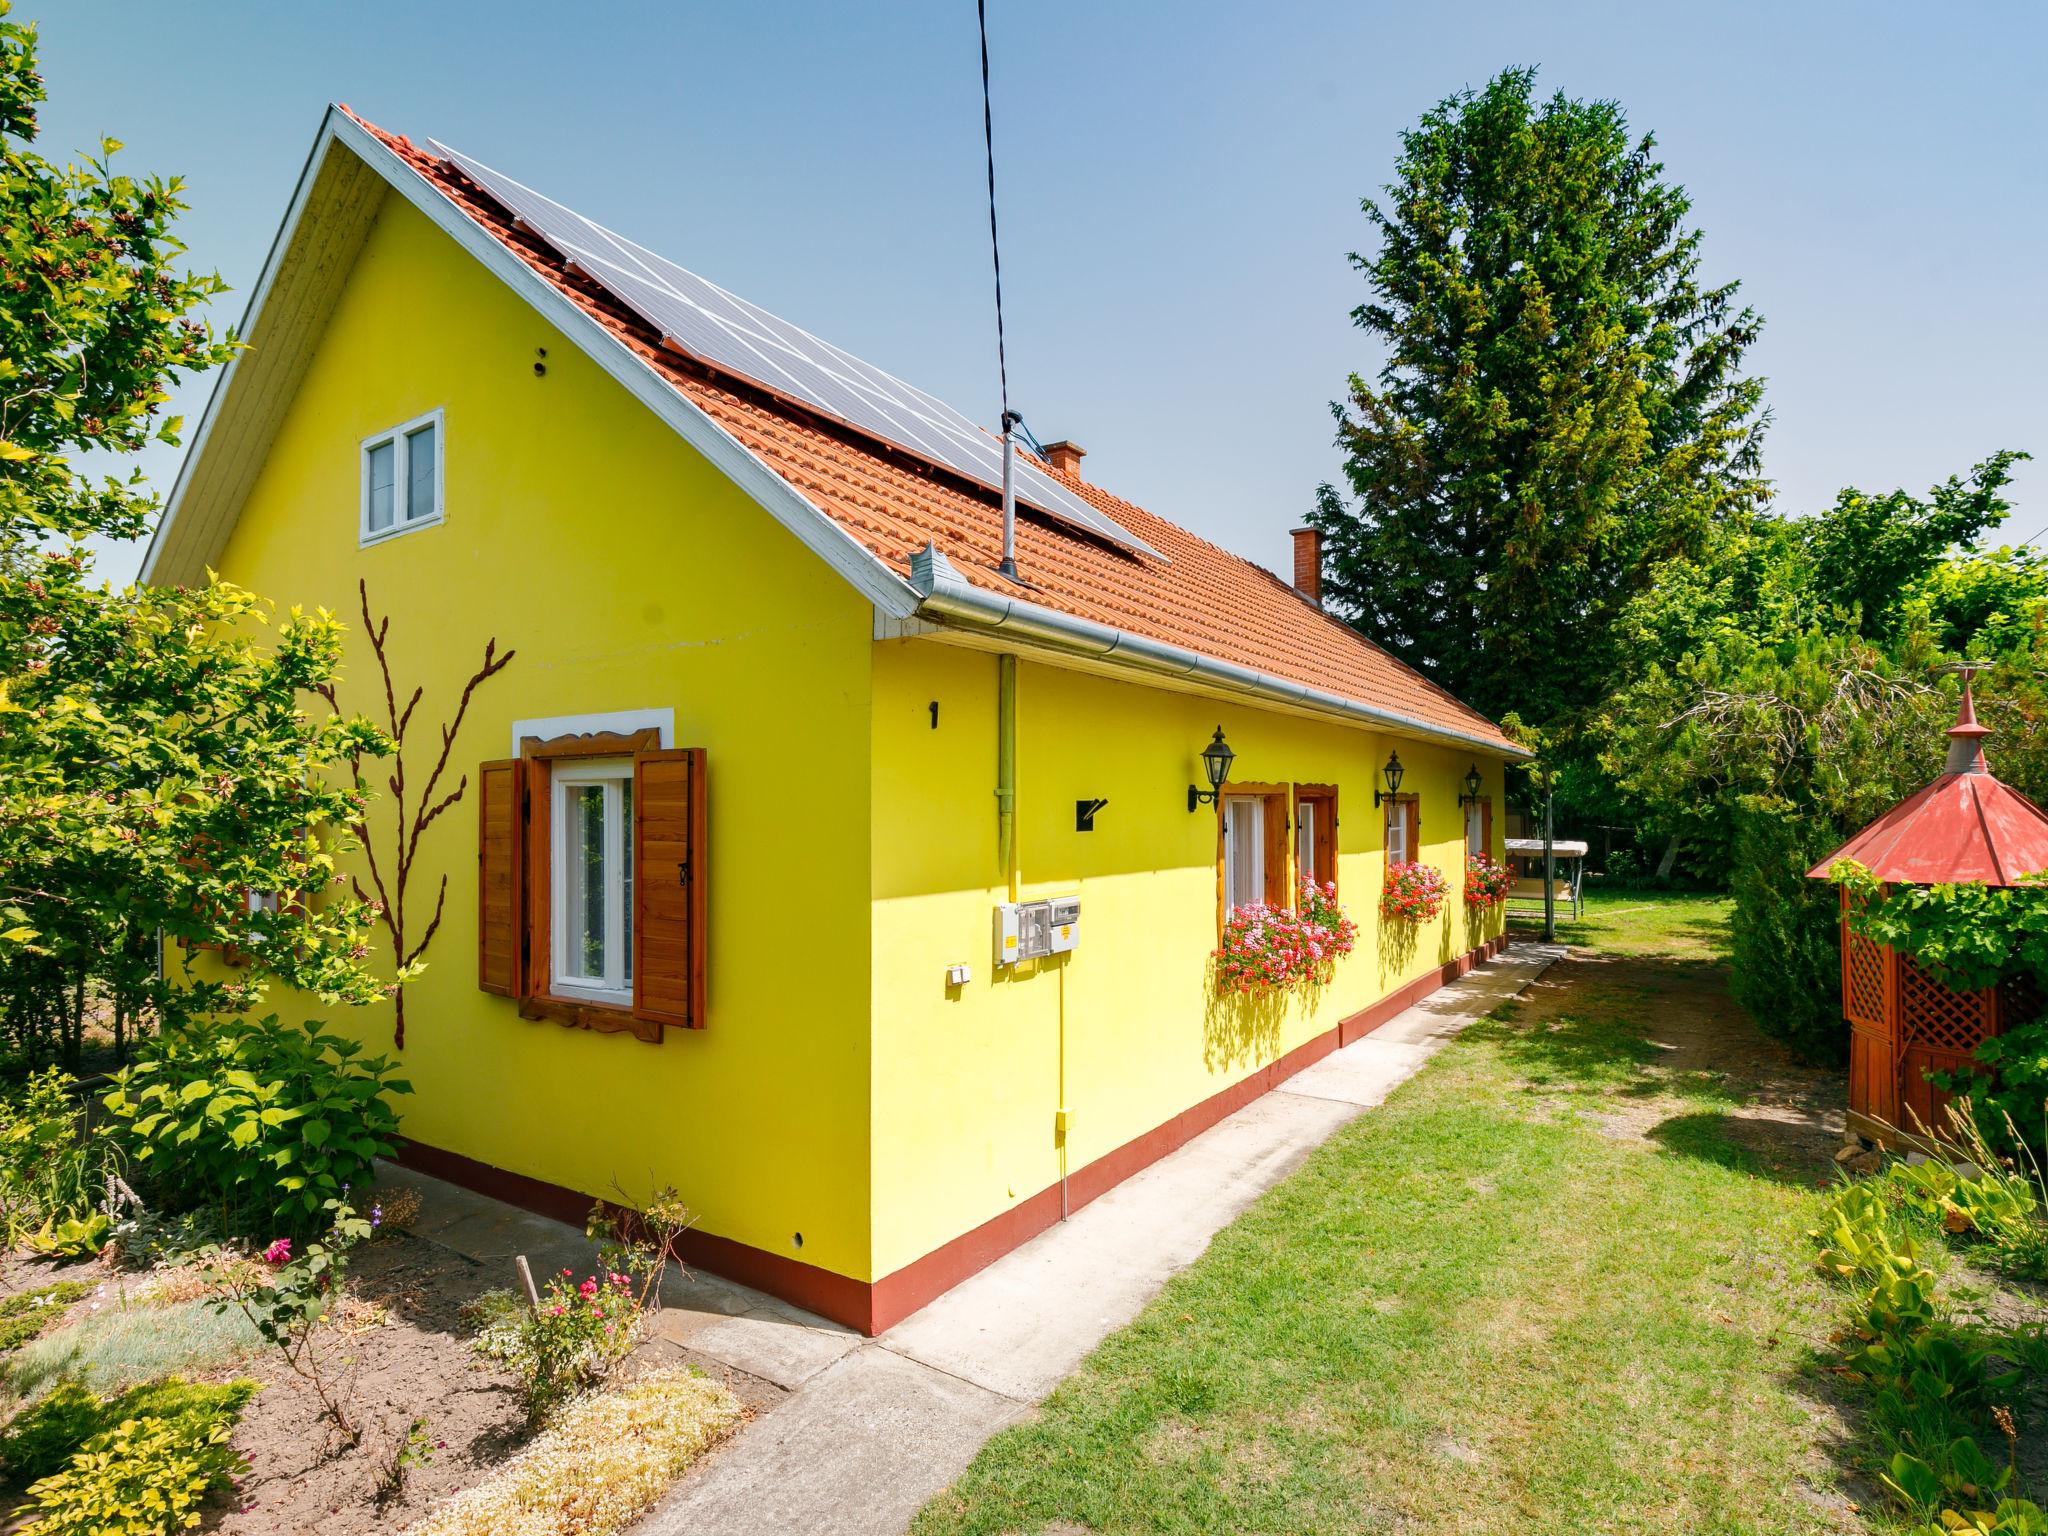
1510,948,1849,1172
0,1230,781,1533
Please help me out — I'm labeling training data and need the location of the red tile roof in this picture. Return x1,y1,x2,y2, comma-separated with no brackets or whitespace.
351,113,1520,755
1808,689,2048,886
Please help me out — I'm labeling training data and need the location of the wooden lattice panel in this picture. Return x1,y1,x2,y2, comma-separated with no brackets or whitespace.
1844,928,1888,1028
1999,974,2043,1034
1899,955,1994,1055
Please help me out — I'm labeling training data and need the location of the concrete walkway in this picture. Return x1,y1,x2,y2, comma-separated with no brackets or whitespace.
393,942,1562,1536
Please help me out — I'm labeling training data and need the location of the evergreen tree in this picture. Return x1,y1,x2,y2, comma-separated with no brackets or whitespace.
1310,66,1769,728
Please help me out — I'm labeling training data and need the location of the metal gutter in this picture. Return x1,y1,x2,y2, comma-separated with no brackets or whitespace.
908,543,1533,760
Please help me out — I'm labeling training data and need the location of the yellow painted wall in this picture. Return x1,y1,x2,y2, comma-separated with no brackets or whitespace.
209,189,878,1280
207,177,1514,1296
868,644,1506,1279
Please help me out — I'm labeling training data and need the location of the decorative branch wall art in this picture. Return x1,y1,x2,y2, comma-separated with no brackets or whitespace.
324,578,514,1048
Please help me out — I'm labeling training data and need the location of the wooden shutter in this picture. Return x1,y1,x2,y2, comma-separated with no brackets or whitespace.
477,758,526,998
1261,790,1289,906
1296,785,1337,888
1480,799,1493,858
633,748,707,1031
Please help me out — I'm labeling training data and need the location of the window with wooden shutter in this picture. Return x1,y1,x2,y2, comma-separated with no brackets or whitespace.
475,729,705,1042
1217,781,1290,925
1384,796,1419,865
1464,797,1493,859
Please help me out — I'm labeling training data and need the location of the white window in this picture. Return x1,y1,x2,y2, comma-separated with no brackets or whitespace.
1223,795,1266,912
360,410,443,544
1465,801,1486,856
552,758,635,1006
1386,801,1412,864
1296,800,1317,892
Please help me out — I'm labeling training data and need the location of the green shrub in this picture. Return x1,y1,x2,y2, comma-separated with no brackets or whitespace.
2,1376,256,1490
1873,1102,2048,1279
102,1014,411,1233
16,1379,252,1536
466,1270,643,1426
1728,801,1846,1063
0,1282,91,1354
3,1298,260,1402
1810,1171,2036,1522
0,1070,117,1254
1908,1497,2048,1534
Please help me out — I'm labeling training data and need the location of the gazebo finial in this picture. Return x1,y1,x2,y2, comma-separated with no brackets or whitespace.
1942,662,1992,775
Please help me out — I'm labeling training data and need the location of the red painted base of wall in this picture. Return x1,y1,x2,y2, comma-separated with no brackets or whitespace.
398,932,1514,1336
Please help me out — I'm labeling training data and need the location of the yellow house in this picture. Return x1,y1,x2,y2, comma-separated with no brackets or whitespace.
143,108,1530,1334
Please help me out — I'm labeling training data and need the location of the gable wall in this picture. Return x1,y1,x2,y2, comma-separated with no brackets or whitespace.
208,189,878,1281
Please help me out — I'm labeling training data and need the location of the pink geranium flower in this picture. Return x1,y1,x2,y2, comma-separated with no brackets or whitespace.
261,1239,292,1266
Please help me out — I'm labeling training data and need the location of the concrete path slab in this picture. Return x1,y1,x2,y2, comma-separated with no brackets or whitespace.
881,1088,1361,1402
651,1347,1026,1536
658,1307,864,1391
1284,1035,1436,1107
630,940,1562,1536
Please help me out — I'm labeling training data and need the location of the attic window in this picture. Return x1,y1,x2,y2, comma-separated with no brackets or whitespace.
361,410,443,544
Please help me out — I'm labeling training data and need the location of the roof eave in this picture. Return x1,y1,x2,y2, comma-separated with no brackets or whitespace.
908,545,1531,759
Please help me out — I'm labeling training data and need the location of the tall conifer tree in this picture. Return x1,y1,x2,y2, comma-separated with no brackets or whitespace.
1311,67,1769,727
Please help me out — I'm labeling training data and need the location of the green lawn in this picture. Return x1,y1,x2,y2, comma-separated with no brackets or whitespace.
914,891,1861,1536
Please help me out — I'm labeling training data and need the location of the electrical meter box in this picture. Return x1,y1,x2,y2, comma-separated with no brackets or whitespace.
994,897,1081,966
1048,896,1081,954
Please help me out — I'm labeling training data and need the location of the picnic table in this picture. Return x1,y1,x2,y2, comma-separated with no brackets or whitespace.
1503,837,1586,920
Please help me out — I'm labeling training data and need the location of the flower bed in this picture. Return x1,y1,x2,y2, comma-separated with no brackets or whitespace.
1463,854,1513,908
1214,880,1358,993
1380,861,1447,923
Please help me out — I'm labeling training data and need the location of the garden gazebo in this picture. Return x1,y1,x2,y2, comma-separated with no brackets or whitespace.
1808,682,2048,1145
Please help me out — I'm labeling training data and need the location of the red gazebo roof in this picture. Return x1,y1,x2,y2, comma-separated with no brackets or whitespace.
1807,683,2048,887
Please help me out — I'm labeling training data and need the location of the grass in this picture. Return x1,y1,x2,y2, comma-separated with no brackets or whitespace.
0,1282,92,1354
410,1367,742,1536
914,891,1857,1536
2,1296,261,1402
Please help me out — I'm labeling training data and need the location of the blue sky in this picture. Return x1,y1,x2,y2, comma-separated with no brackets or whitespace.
38,0,2048,586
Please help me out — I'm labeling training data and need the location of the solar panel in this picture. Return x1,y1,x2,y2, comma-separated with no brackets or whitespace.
428,141,1165,563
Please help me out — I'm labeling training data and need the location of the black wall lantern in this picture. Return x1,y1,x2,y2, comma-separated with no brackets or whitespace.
1188,727,1235,812
1373,749,1405,807
1458,764,1484,808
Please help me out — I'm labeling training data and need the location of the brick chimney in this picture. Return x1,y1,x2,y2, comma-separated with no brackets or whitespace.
1042,440,1086,479
1290,526,1323,606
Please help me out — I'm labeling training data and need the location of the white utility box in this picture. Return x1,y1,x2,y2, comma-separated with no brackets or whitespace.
1048,896,1080,954
994,897,1080,966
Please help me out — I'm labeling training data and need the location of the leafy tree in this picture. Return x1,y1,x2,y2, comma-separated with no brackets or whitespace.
1793,451,2025,639
0,5,388,1067
1600,474,2048,1059
1896,543,2048,660
1604,453,2033,869
1309,65,1769,730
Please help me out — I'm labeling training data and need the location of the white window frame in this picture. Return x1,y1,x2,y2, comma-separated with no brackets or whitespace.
1387,800,1411,865
550,757,634,1007
359,408,445,546
1223,794,1266,914
1465,800,1486,857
